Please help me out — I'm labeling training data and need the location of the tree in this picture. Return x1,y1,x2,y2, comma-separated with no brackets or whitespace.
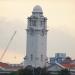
8,65,51,75
8,71,17,75
58,69,71,75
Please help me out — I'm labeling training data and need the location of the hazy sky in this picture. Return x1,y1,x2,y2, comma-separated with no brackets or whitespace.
0,0,75,64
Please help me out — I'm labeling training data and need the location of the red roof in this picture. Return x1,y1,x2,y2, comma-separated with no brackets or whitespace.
0,62,9,68
0,62,23,71
62,64,75,68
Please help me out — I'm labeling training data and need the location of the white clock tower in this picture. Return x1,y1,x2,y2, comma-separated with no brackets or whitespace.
24,5,48,68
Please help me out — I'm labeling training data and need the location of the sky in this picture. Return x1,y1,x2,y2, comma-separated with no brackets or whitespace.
0,0,75,64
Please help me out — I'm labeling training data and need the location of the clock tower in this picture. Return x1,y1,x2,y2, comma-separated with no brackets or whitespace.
24,5,48,68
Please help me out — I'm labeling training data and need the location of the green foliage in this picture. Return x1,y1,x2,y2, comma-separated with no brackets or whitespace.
16,67,33,75
8,66,50,75
8,71,17,75
58,69,71,75
8,66,71,75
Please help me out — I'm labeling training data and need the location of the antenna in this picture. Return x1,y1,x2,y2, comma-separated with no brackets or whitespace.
0,31,17,61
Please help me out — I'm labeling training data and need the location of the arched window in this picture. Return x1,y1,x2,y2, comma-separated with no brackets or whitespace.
32,20,36,26
31,54,33,61
41,21,45,26
41,54,43,61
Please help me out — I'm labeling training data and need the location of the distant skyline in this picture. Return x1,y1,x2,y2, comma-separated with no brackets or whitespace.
0,0,75,64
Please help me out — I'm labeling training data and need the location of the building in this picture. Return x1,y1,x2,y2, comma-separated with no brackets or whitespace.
48,62,65,75
48,62,75,75
0,62,22,75
24,5,48,68
50,53,66,64
49,55,75,75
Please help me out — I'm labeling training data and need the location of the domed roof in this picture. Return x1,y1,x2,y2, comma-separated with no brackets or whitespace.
33,5,43,13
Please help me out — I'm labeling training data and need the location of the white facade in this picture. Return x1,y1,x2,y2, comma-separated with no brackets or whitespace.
24,5,48,68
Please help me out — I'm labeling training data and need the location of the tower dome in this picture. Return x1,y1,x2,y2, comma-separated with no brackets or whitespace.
33,5,43,13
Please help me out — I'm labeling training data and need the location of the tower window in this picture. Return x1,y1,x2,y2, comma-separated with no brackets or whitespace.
41,21,46,29
30,28,34,35
41,21,44,26
32,20,36,26
29,18,32,26
41,54,43,61
31,54,33,61
41,29,45,36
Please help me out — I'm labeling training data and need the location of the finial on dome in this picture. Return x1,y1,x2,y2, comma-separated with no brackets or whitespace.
32,5,43,13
